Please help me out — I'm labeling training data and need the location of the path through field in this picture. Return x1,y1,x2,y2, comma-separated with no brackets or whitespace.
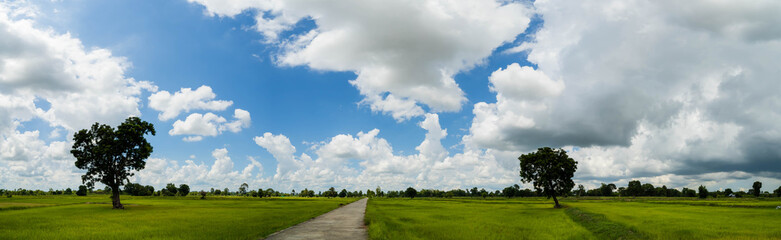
264,198,368,240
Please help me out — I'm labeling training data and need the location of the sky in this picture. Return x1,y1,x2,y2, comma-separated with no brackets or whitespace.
1,0,781,193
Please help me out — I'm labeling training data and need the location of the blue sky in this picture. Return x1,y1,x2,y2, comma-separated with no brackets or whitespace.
2,0,781,192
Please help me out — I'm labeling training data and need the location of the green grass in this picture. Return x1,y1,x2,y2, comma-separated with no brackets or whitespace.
0,195,357,239
565,207,648,240
366,197,781,240
365,198,596,240
568,199,781,239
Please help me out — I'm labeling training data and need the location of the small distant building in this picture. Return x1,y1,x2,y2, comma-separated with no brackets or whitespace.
728,193,736,198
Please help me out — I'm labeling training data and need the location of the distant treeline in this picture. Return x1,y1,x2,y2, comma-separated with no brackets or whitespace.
572,180,781,198
4,180,781,199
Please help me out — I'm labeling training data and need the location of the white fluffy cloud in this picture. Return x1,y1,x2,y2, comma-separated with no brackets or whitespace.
169,109,251,142
0,2,155,189
251,114,519,190
148,85,233,121
188,0,533,121
133,148,263,190
465,0,781,186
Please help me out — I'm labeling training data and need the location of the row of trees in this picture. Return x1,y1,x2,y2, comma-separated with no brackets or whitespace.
572,180,781,198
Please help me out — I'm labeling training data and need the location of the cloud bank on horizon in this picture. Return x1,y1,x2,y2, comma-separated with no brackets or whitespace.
1,0,781,192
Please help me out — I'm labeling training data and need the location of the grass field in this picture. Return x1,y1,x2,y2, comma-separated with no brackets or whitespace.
0,195,356,239
365,197,781,240
5,195,781,239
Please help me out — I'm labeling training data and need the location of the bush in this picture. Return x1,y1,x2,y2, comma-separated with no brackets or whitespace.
178,184,190,196
698,185,708,199
76,185,88,196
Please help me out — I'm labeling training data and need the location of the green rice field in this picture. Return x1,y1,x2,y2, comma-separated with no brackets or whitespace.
365,197,781,240
4,195,781,239
0,195,356,239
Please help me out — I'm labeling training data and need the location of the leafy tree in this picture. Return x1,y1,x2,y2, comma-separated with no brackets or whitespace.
774,186,781,197
405,187,418,199
239,183,249,196
576,185,586,197
753,181,762,197
71,117,155,209
519,147,578,208
470,187,479,197
64,188,72,195
200,190,207,199
641,183,655,196
164,183,178,196
503,186,518,198
627,180,642,197
76,185,88,196
698,185,708,199
178,184,190,196
376,186,384,197
600,183,616,196
214,189,222,195
339,189,348,198
724,188,734,196
223,188,229,196
479,188,488,199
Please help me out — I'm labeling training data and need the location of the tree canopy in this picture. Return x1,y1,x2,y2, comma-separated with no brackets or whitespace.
752,181,762,197
71,117,155,209
519,147,577,208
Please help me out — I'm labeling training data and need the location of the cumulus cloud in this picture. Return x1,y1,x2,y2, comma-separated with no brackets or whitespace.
148,85,233,121
169,109,251,141
251,114,519,191
0,2,155,189
132,148,263,190
465,0,781,185
188,0,533,121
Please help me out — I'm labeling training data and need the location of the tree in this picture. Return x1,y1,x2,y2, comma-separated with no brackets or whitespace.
774,186,781,197
576,185,585,197
200,190,207,199
724,188,734,196
519,147,578,208
64,188,72,195
214,189,222,195
752,181,762,197
239,183,249,196
71,117,155,209
698,185,708,199
600,183,616,196
163,183,178,196
178,184,190,196
339,189,348,198
626,180,642,197
405,187,418,199
76,185,88,196
223,188,229,196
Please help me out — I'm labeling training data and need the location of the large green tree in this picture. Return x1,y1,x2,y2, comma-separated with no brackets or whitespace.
519,147,578,208
752,181,762,197
71,117,155,209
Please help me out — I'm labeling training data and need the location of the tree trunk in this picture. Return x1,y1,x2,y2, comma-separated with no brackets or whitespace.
111,186,124,209
552,195,561,208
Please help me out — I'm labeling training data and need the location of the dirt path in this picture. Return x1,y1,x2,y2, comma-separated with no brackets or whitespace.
264,198,368,240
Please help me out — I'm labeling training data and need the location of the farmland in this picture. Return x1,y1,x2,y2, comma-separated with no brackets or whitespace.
0,195,355,239
365,197,781,240
4,195,781,239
